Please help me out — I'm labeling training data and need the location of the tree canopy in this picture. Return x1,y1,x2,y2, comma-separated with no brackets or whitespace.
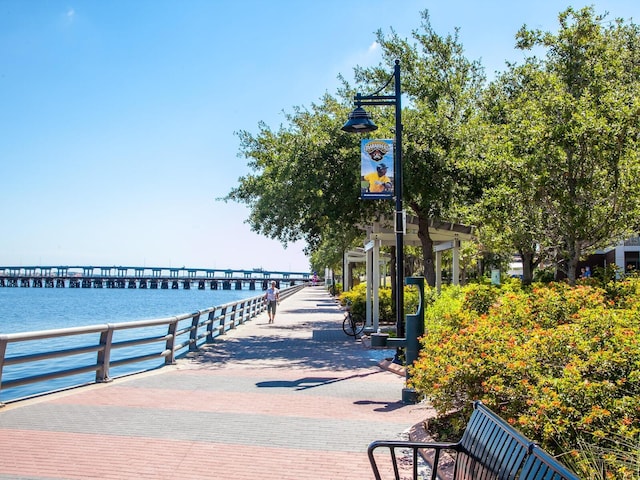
226,7,640,286
478,6,640,284
225,94,381,256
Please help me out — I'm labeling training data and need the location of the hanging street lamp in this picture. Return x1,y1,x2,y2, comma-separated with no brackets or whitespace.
341,59,405,342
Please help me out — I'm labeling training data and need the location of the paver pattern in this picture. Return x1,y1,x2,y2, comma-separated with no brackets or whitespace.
0,286,434,479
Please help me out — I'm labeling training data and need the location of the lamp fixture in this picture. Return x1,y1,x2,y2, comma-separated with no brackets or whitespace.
341,106,378,133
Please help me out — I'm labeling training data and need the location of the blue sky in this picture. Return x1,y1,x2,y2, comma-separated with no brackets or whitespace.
2,1,639,273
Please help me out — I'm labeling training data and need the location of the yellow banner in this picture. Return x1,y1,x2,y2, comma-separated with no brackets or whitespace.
360,139,394,200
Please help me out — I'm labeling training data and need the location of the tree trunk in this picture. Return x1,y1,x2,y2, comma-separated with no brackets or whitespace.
554,241,580,285
521,251,535,285
417,215,436,287
566,250,580,286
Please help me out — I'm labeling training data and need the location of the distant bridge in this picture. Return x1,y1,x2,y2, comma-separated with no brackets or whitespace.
0,266,312,291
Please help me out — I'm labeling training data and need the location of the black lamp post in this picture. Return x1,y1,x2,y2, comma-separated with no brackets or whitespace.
342,59,405,340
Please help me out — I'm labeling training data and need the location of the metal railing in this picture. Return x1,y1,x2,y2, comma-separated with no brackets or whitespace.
0,284,305,405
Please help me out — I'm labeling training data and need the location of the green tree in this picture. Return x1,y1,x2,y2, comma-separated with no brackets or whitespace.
493,7,640,284
226,12,487,288
224,94,385,263
356,11,487,286
308,228,347,276
474,71,553,285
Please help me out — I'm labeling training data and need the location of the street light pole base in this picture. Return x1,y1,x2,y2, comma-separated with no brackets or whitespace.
402,387,419,404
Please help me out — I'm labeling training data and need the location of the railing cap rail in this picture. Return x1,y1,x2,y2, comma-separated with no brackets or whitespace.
0,324,110,342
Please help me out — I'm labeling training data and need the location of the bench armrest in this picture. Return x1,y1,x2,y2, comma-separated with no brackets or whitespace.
368,440,461,480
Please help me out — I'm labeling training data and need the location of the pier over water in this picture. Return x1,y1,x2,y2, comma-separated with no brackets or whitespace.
0,265,311,290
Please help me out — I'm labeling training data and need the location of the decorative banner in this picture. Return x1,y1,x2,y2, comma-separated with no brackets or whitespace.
360,139,394,200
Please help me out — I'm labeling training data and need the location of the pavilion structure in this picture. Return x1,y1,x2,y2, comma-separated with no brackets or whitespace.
344,214,475,332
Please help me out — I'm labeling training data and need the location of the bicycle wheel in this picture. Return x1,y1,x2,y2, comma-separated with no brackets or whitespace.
350,313,365,336
342,313,365,337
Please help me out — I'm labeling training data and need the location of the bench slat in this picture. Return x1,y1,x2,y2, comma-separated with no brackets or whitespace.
457,404,531,480
519,445,580,480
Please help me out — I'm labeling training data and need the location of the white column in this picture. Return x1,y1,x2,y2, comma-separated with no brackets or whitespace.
343,252,349,291
452,237,460,286
436,250,442,293
372,239,380,332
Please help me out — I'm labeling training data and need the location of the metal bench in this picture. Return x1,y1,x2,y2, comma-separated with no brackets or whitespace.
368,401,580,480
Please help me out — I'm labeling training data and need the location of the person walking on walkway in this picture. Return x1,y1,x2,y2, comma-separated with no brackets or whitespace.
265,281,280,324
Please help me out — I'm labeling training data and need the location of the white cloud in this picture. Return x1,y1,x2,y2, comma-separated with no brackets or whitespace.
333,41,384,86
63,7,76,26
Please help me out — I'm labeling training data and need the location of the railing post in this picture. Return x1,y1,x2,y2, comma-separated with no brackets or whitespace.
229,304,238,329
96,326,114,383
220,306,227,335
165,318,177,365
206,310,216,343
239,301,247,324
189,313,200,352
250,298,258,319
0,336,7,405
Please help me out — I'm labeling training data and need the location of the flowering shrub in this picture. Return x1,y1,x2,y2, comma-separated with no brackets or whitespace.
461,283,500,314
423,285,467,332
409,280,640,479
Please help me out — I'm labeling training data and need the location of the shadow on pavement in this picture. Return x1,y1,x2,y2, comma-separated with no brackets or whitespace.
187,318,389,372
256,370,382,391
353,399,406,413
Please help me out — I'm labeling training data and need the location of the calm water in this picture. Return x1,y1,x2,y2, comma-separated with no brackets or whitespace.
0,286,267,402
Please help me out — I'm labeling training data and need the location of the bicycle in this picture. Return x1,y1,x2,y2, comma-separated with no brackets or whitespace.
342,301,365,338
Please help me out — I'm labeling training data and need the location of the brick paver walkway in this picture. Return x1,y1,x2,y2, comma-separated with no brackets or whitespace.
0,286,435,479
